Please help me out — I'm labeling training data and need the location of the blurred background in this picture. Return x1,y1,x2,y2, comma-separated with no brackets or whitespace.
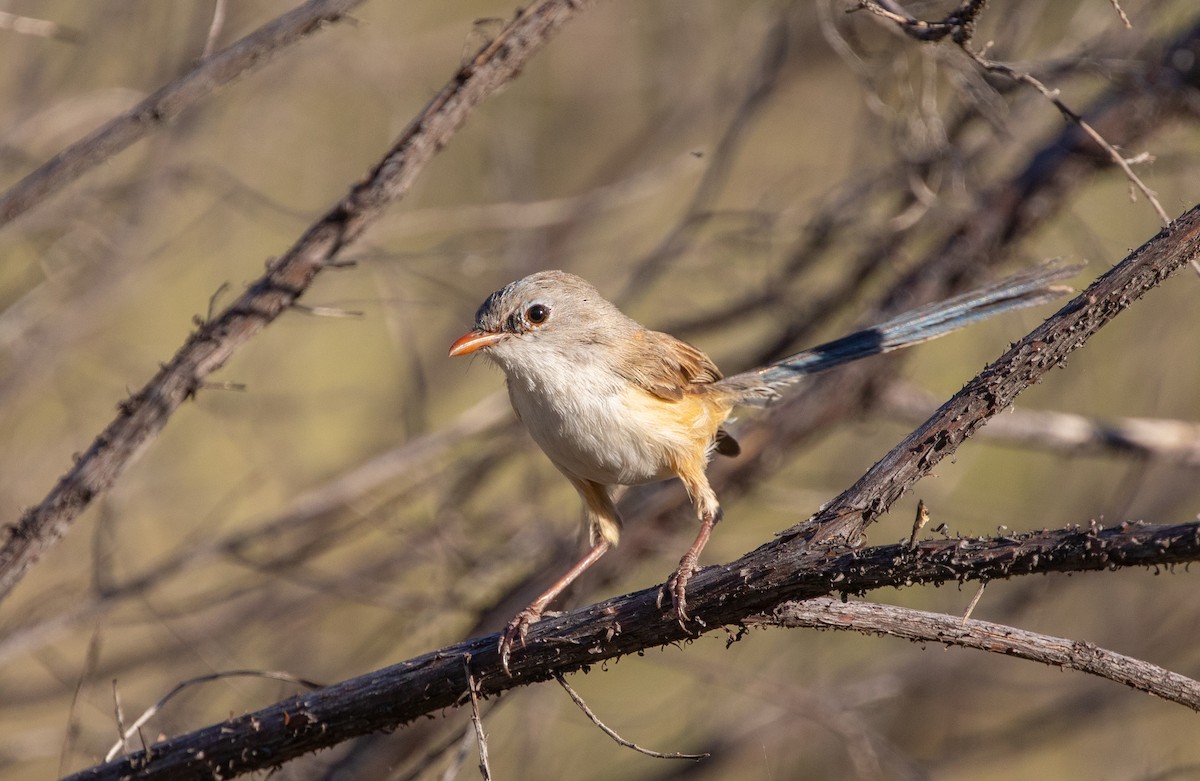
1,1,1198,779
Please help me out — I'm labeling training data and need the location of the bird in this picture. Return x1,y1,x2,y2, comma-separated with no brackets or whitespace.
449,263,1074,671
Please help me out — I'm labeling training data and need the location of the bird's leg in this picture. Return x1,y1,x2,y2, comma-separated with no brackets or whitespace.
500,539,611,675
662,506,721,630
660,472,722,631
501,478,621,673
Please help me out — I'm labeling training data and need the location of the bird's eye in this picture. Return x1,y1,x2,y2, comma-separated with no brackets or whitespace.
525,303,550,325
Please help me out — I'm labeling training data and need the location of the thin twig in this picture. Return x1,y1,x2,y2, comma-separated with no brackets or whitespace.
290,303,365,318
964,48,1172,227
961,581,986,624
853,0,988,43
111,679,127,761
907,499,930,550
462,656,492,781
199,380,247,392
59,629,103,777
553,673,708,761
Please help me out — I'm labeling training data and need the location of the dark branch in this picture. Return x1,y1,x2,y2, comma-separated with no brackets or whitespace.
66,518,1200,781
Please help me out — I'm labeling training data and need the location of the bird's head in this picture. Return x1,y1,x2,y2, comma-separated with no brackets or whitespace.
448,270,630,374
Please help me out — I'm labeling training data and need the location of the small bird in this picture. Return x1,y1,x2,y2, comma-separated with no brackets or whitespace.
450,264,1073,670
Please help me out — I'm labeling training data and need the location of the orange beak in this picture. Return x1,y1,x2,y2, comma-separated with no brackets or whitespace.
448,329,505,357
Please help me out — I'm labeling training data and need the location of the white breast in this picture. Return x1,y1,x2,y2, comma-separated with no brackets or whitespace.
498,344,673,486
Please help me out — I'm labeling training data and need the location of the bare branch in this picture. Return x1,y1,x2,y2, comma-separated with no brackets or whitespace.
754,598,1200,710
907,499,929,550
853,0,988,43
962,47,1172,227
201,0,229,60
961,581,986,623
1109,0,1133,30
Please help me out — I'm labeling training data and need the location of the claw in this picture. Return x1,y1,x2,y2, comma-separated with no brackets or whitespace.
499,606,542,675
663,555,704,634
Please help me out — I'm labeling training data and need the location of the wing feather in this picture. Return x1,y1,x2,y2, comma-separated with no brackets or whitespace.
614,330,722,401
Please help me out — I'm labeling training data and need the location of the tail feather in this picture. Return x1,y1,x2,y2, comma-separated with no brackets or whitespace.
717,261,1080,404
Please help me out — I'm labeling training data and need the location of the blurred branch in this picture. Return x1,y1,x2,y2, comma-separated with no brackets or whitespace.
0,393,510,666
0,10,83,44
0,0,598,604
0,0,364,226
752,597,1200,710
882,382,1200,467
618,11,791,302
382,155,699,238
866,13,1200,312
856,0,1172,225
66,203,1200,781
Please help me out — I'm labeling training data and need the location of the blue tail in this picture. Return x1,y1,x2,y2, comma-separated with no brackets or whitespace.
729,261,1078,396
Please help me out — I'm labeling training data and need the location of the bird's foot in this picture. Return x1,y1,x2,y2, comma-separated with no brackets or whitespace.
499,606,543,675
658,554,706,634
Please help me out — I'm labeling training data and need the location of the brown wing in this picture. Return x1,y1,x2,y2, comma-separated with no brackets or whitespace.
615,329,742,458
614,329,723,401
